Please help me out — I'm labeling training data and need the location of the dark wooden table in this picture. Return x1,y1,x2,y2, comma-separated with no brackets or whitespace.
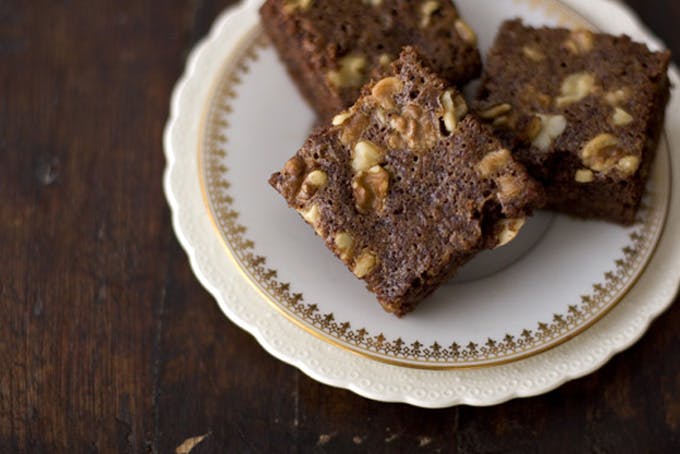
1,1,679,452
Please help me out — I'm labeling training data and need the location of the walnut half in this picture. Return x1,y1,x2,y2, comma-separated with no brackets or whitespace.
352,165,390,214
580,133,640,176
371,77,403,110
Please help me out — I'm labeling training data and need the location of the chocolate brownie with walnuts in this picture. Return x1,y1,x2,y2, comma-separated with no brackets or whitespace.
260,0,482,120
475,20,671,225
269,48,544,316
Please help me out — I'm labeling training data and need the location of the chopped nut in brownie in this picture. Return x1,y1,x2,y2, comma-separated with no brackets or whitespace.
475,20,671,224
260,0,482,120
269,48,543,316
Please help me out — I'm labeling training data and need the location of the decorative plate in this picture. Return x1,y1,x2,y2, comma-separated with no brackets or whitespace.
164,0,680,406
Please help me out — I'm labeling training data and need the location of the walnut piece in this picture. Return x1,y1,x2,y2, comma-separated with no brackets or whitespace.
389,103,437,151
371,76,403,110
327,54,367,89
283,0,313,13
332,111,352,126
455,20,477,45
532,114,567,151
574,168,595,183
612,107,633,126
334,232,354,261
352,165,390,213
523,115,543,141
564,29,594,54
605,88,630,106
283,156,305,178
556,72,595,107
352,140,384,172
339,111,370,147
305,169,327,186
420,0,440,28
353,250,378,278
494,218,526,248
479,103,512,121
580,133,639,176
616,155,641,176
439,89,467,133
297,169,328,201
522,45,544,61
477,149,512,178
581,133,619,172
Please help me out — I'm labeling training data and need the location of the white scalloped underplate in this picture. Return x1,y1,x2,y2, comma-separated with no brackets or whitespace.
164,0,680,407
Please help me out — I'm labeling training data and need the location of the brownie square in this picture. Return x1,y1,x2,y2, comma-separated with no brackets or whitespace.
260,0,482,120
475,20,671,225
269,48,543,316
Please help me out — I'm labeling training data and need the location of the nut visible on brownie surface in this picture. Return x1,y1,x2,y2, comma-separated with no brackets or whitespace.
298,203,321,228
563,29,594,54
334,232,355,261
574,169,595,183
555,72,596,107
283,0,313,14
270,47,543,316
439,89,468,133
579,134,640,177
389,103,438,151
371,76,404,110
455,19,477,45
612,107,633,126
420,0,440,28
260,0,482,120
327,53,367,89
474,19,670,224
531,114,567,151
478,103,512,121
477,149,512,178
298,169,328,201
352,140,385,172
352,165,390,214
522,45,545,61
353,250,378,278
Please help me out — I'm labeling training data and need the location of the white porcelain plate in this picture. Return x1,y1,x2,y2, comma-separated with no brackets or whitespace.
165,0,680,406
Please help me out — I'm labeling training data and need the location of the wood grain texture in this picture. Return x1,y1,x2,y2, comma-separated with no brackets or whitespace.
0,1,678,452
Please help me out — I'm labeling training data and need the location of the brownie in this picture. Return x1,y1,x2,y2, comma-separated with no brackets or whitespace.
260,0,482,120
269,48,543,316
475,20,671,225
